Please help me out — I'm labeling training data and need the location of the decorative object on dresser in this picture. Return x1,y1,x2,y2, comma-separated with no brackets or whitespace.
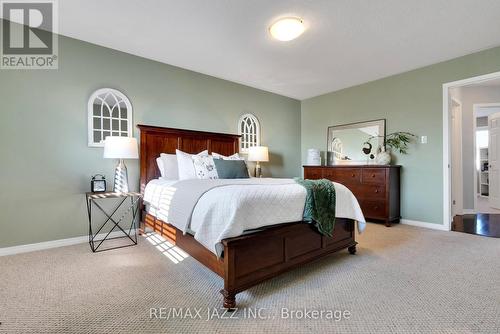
306,148,321,166
327,119,385,165
90,174,107,192
103,136,139,193
368,131,417,165
86,191,141,252
375,147,391,165
362,141,375,163
137,125,358,309
247,145,269,177
304,165,400,226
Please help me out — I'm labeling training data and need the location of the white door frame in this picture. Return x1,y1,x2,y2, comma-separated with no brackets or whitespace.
473,103,500,212
450,98,463,216
443,70,500,231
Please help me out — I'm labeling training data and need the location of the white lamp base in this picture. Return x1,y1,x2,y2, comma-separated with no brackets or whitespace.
255,161,262,178
113,159,129,193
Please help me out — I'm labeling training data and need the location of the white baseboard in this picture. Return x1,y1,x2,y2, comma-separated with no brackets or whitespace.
0,230,138,257
400,219,449,231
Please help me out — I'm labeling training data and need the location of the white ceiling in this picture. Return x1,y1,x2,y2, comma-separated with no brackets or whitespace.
53,1,500,99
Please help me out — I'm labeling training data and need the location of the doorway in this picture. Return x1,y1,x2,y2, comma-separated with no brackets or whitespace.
443,71,500,237
473,104,500,214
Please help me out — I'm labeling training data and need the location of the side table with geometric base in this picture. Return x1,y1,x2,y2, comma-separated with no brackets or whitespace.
85,192,141,252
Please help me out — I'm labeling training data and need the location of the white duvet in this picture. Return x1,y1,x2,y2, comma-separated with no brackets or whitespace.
144,178,366,255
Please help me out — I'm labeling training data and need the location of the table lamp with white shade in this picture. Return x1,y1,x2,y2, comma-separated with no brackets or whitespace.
103,136,139,193
248,146,269,178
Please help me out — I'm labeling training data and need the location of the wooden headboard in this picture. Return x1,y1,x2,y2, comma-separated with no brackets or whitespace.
137,124,240,193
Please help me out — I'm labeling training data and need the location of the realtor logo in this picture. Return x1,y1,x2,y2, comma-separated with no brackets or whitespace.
1,0,58,69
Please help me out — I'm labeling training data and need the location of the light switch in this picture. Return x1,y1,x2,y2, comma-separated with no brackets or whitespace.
421,136,428,144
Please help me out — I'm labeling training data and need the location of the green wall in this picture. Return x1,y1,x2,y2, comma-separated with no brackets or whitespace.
2,26,500,248
0,34,301,248
301,46,500,225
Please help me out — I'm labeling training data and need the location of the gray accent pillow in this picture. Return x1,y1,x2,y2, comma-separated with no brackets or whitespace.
213,159,250,179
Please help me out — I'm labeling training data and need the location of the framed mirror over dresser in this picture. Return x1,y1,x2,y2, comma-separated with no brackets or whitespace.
327,119,386,165
305,119,401,227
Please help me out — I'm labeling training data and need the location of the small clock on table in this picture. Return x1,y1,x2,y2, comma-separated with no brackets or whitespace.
91,174,106,192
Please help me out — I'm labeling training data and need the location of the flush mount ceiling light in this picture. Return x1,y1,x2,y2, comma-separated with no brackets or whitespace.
269,17,305,41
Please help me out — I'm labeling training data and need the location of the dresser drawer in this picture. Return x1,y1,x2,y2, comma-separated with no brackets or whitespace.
362,168,386,184
304,167,323,179
360,199,387,218
348,184,386,200
324,168,361,185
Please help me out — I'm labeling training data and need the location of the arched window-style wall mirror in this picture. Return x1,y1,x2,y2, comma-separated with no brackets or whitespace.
88,88,133,147
238,113,261,153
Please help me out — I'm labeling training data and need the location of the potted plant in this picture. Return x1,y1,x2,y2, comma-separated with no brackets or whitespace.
369,132,417,165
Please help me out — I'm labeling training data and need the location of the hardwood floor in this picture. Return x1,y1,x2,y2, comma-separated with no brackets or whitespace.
452,214,500,237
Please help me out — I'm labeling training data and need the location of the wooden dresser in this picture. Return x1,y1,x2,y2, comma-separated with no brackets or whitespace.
303,165,401,226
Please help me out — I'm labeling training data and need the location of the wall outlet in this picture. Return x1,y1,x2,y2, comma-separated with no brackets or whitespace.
420,136,428,144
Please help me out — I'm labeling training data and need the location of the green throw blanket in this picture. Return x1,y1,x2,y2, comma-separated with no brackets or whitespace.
294,178,336,237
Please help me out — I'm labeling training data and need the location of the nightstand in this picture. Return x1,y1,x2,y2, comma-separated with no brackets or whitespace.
85,192,141,252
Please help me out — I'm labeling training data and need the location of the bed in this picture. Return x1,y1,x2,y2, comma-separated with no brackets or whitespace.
138,124,364,309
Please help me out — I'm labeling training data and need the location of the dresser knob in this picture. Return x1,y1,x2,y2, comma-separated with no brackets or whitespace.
374,206,379,210
372,174,376,178
375,189,379,193
351,173,355,177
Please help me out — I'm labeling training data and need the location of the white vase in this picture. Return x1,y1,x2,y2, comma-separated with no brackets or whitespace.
376,147,391,165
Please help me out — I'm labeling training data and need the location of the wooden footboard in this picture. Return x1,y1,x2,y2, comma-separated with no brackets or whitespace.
142,213,356,309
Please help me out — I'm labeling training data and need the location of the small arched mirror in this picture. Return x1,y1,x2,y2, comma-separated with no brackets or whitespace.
88,88,133,147
238,113,261,153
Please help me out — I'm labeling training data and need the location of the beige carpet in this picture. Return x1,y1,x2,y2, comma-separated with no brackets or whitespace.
0,223,499,334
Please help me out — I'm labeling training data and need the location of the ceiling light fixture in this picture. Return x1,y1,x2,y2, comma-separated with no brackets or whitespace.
269,17,305,42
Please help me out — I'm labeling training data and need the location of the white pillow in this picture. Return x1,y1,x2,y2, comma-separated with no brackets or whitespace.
159,153,179,180
192,155,219,179
156,157,165,177
212,152,243,160
176,149,208,180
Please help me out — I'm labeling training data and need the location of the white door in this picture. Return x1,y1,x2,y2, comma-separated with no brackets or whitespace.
488,112,500,208
451,100,463,216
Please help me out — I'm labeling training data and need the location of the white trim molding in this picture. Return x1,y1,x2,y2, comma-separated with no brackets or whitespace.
450,98,463,217
0,230,137,257
400,219,449,231
442,70,500,231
